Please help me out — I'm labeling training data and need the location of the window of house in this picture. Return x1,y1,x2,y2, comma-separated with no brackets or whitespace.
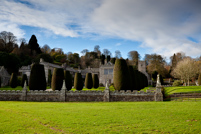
104,69,113,75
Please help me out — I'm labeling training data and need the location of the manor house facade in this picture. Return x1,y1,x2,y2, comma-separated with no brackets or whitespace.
18,58,150,86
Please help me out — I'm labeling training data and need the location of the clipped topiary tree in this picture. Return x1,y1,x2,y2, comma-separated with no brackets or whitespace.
113,59,130,91
48,69,52,87
128,66,135,91
9,73,18,88
21,74,28,87
92,74,99,89
51,68,64,91
74,72,83,90
198,73,201,86
64,70,72,91
29,63,46,90
85,73,93,89
0,76,1,88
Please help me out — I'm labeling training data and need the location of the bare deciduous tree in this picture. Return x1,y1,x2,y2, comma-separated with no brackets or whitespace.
115,50,121,59
172,58,198,86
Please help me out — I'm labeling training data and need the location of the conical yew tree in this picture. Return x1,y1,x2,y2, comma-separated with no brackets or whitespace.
9,73,18,88
92,74,99,89
74,73,83,90
29,63,46,90
113,59,130,91
85,73,93,89
21,74,28,87
51,68,64,91
198,73,201,86
64,70,72,91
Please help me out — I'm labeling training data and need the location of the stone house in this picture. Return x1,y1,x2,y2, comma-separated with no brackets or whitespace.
99,61,114,86
0,66,10,86
18,58,151,86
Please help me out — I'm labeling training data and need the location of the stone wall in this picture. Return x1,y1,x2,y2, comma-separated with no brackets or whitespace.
0,88,163,102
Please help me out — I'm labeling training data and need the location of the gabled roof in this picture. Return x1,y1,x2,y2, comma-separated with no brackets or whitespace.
0,66,10,77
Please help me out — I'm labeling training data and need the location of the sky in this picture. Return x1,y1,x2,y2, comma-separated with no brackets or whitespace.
0,0,201,61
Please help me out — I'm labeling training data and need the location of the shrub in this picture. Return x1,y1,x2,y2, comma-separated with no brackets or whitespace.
9,73,18,88
198,73,201,85
173,80,181,87
99,83,104,87
92,74,99,89
74,73,83,90
29,63,46,90
51,68,64,91
21,74,28,87
64,70,72,91
85,73,93,89
113,59,130,91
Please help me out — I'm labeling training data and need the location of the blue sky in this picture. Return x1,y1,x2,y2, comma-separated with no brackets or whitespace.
0,0,201,60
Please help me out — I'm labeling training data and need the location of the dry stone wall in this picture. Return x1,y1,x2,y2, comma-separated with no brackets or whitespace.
0,88,163,102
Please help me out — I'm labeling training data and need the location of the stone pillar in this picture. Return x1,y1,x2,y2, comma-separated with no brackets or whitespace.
21,82,27,101
154,87,163,101
103,80,110,102
154,74,163,101
60,80,66,102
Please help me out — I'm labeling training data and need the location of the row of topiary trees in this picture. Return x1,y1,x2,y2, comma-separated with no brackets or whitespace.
8,63,99,91
113,59,148,91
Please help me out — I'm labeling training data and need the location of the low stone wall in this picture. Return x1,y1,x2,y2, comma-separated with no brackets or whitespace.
0,88,163,102
170,93,201,98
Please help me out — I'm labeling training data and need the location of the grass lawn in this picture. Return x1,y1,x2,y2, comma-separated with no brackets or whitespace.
0,86,51,91
0,101,201,134
0,86,115,91
141,86,201,96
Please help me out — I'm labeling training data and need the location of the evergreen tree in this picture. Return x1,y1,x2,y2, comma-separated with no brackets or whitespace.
113,59,130,91
29,63,46,90
28,35,41,54
51,68,64,91
100,54,105,64
21,74,28,87
48,69,52,87
74,73,83,90
171,53,177,70
9,73,18,88
85,73,93,89
64,70,72,91
198,73,201,86
128,66,135,91
106,55,110,62
92,74,99,89
0,76,1,88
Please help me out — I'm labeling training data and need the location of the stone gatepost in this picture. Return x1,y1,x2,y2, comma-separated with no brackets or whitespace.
103,80,110,102
60,80,67,102
21,82,28,101
154,74,163,101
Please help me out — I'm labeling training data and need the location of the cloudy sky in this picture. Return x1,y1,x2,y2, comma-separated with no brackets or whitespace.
0,0,201,60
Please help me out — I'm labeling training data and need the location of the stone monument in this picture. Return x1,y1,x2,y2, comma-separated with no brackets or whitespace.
103,80,110,102
154,74,163,101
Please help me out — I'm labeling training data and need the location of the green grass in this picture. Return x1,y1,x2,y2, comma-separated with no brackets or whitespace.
0,86,115,91
0,86,51,91
164,86,201,95
0,101,201,133
141,86,201,96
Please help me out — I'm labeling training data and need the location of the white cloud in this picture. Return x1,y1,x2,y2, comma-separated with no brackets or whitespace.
89,0,201,57
115,43,121,46
0,0,201,58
